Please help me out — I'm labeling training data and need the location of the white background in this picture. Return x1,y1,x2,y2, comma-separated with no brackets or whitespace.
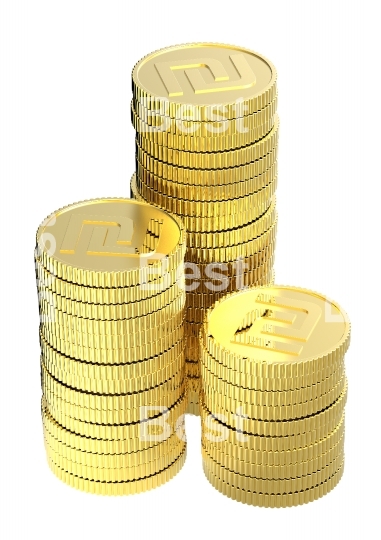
0,1,379,538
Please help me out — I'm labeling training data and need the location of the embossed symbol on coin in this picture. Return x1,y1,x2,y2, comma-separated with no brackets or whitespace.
155,55,256,97
59,214,163,259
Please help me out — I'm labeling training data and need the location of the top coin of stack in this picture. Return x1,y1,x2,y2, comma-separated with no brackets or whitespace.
200,285,350,507
131,43,279,413
35,198,188,495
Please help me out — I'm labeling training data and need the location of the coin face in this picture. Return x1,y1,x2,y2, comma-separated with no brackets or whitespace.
37,199,182,273
133,43,276,112
206,286,349,363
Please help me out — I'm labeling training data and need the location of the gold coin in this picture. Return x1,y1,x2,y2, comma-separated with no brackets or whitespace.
137,162,277,202
135,117,278,169
202,435,344,480
201,361,345,406
133,96,277,134
203,416,345,465
132,43,277,120
41,336,184,393
36,198,185,288
37,283,185,321
201,382,347,437
47,447,186,495
202,374,346,421
38,292,184,334
203,459,344,507
200,343,344,391
35,257,183,305
203,285,350,381
41,311,184,349
44,425,185,467
184,228,276,264
43,350,184,394
42,394,187,449
133,113,274,152
43,380,186,425
137,147,277,186
41,361,184,412
136,174,277,221
203,448,343,494
131,174,275,232
41,324,184,364
45,436,186,482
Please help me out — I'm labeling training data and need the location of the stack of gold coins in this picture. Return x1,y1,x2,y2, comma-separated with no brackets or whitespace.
200,285,350,507
130,43,278,414
35,198,188,495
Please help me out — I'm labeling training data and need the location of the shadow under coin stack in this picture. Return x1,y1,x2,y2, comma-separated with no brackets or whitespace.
200,286,350,507
130,43,279,415
35,198,188,495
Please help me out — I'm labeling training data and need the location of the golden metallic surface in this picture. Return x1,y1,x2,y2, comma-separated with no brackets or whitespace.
202,358,345,407
42,394,187,448
132,43,277,119
185,361,200,378
203,448,343,494
46,436,186,482
41,313,184,350
201,344,345,391
203,374,346,421
186,401,200,416
201,397,345,452
136,174,276,221
36,198,186,288
41,338,185,393
44,380,186,425
184,265,274,307
44,425,185,467
133,113,274,152
185,347,200,362
35,258,183,305
201,361,345,406
41,361,184,412
203,459,344,508
137,147,277,185
40,331,184,376
43,351,184,394
131,174,275,232
186,237,276,266
202,381,347,437
39,292,185,334
202,285,350,380
187,376,201,394
37,281,184,320
136,162,277,202
47,447,186,496
202,436,344,479
203,417,345,466
41,324,184,364
135,117,278,169
185,270,274,297
133,96,277,133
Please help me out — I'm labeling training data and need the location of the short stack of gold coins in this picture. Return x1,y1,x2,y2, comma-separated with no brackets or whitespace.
35,198,188,495
200,285,350,507
130,43,279,414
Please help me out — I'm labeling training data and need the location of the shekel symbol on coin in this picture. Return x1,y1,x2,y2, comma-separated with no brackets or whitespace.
155,54,256,97
232,294,322,356
60,215,163,259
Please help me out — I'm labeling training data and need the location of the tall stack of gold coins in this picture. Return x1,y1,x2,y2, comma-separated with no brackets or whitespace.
35,198,188,495
200,286,350,507
130,43,278,414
